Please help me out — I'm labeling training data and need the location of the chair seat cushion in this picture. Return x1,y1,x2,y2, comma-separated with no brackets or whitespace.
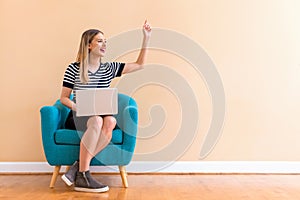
54,129,123,145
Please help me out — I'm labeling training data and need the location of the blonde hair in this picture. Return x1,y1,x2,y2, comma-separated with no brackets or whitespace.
76,29,103,84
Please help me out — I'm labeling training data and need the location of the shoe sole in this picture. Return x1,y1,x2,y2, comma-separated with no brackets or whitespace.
74,186,109,193
61,174,73,186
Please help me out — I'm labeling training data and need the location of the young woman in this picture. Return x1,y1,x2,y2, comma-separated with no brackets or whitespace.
60,20,151,193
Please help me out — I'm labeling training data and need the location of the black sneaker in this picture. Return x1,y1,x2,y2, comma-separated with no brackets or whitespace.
61,161,79,186
74,171,109,193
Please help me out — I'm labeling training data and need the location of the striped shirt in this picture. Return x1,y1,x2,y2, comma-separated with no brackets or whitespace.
63,62,125,101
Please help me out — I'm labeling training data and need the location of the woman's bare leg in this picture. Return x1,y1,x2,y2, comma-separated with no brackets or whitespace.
93,116,116,154
79,116,103,172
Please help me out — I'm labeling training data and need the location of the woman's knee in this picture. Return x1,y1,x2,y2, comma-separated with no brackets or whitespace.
87,116,103,131
102,116,116,133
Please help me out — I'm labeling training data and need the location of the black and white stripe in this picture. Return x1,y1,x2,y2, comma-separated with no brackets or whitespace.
63,62,125,101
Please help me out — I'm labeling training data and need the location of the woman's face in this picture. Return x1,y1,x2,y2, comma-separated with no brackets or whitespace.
88,32,107,57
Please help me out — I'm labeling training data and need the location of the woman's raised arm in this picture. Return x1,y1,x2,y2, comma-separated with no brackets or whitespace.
122,20,152,74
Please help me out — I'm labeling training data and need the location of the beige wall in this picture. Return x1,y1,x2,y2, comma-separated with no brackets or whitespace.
0,0,299,162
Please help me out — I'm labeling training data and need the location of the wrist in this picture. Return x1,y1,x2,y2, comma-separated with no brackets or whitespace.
142,37,150,48
71,102,77,111
143,35,150,41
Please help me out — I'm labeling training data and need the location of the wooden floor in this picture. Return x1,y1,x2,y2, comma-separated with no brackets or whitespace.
1,174,300,200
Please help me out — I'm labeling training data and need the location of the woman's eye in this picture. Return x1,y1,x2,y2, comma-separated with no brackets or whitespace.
98,40,106,44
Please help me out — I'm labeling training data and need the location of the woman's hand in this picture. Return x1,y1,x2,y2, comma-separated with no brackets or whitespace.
143,20,152,39
72,102,77,112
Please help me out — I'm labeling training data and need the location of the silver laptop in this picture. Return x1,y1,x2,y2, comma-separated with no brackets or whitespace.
75,88,118,117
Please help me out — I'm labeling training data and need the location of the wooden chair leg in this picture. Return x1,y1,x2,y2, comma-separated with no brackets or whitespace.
50,166,61,188
65,166,71,172
118,166,128,188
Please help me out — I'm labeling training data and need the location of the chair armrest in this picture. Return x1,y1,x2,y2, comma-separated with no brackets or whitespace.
121,105,138,153
40,106,60,152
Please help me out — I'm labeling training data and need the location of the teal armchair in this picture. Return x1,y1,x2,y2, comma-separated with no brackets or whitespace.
40,93,138,188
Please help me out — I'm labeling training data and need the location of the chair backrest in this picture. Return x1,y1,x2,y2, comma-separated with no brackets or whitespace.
115,93,137,129
53,100,71,129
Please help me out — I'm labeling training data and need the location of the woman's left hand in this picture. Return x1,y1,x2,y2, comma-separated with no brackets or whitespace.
143,20,152,38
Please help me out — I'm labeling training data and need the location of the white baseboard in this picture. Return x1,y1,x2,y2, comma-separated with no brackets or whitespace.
1,161,300,173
